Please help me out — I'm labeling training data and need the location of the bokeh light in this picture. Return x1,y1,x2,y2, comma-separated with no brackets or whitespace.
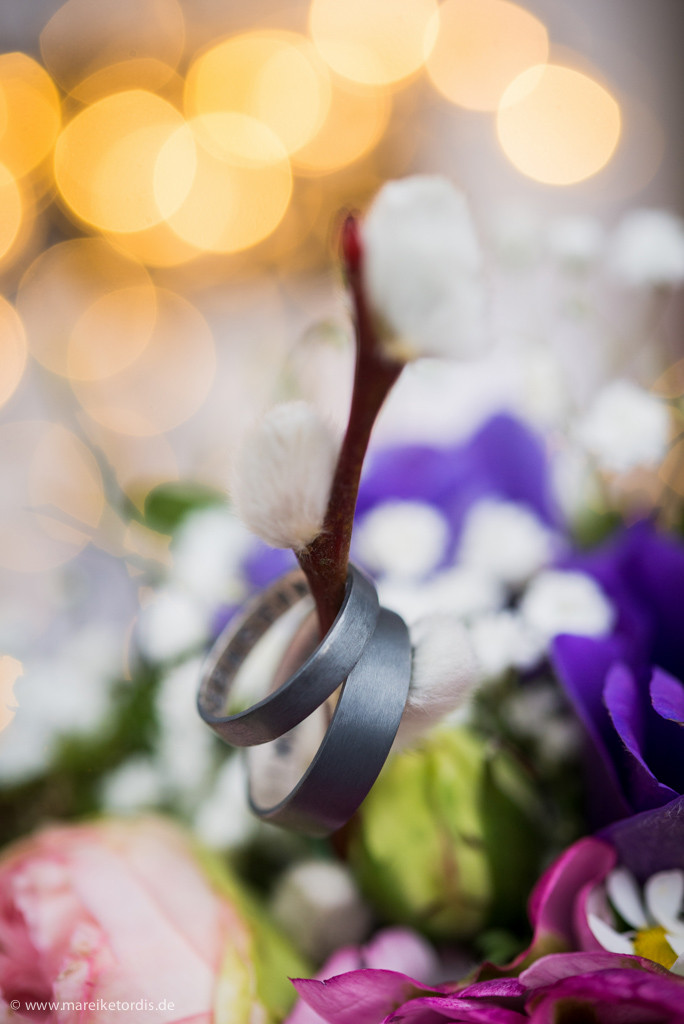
186,31,331,156
40,0,185,97
0,297,27,409
425,0,549,111
309,0,439,87
70,60,184,106
70,288,216,436
54,90,192,234
17,238,154,378
496,63,621,185
0,164,22,259
157,113,292,253
81,423,179,510
293,77,391,175
0,52,61,178
0,421,104,573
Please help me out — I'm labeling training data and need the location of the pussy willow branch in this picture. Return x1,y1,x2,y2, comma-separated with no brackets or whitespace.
297,215,403,636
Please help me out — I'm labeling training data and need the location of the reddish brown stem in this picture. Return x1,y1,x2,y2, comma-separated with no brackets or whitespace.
297,215,403,636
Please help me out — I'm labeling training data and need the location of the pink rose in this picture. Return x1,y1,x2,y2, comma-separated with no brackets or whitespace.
0,817,299,1024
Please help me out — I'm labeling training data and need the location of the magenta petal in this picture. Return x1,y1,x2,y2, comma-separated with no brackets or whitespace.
457,980,526,1000
387,995,527,1023
525,836,615,952
292,970,435,1024
604,663,678,809
520,951,666,990
526,967,684,1024
650,668,684,724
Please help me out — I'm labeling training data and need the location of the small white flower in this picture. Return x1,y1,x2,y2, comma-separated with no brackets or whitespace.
193,755,256,850
156,657,215,800
489,204,543,270
458,499,558,588
271,860,371,961
520,570,615,643
547,215,605,271
100,756,166,813
362,176,487,360
171,506,253,605
577,380,670,474
609,208,684,287
136,586,209,663
469,610,545,679
588,867,684,974
395,614,482,748
230,401,339,550
354,500,450,580
377,565,503,626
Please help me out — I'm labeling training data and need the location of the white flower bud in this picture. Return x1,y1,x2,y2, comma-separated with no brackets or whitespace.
609,208,684,287
271,860,371,961
362,176,487,360
395,614,482,748
230,401,339,550
469,610,544,680
578,380,670,473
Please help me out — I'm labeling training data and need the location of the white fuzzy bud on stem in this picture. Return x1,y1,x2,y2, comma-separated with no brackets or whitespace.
394,614,483,749
230,401,339,551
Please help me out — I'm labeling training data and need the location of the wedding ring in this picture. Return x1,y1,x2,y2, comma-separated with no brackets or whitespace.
197,563,379,746
247,607,411,836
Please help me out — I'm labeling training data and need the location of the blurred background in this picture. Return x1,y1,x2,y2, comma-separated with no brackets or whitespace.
1,0,683,844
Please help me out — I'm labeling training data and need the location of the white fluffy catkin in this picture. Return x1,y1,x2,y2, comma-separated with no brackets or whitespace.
394,614,483,749
230,401,340,550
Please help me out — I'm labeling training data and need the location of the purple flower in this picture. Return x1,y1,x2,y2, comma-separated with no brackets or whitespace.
552,523,684,826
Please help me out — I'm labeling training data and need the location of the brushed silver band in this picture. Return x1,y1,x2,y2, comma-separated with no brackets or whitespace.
247,607,411,836
197,563,379,746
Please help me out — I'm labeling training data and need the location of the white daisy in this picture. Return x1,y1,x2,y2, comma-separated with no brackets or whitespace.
588,866,684,974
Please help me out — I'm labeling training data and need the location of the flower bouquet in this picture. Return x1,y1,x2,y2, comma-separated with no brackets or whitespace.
1,176,684,1024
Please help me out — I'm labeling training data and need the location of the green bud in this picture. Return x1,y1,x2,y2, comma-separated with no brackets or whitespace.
349,727,543,941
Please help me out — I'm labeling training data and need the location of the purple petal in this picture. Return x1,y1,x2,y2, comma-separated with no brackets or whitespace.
242,544,296,589
551,635,631,823
604,663,678,810
525,837,615,953
292,970,436,1024
651,668,684,724
600,794,684,882
457,980,526,1000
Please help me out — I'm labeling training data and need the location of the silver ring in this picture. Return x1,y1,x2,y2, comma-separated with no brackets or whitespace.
197,563,379,746
247,607,411,836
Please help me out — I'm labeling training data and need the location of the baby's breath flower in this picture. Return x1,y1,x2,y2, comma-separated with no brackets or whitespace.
609,208,684,287
578,380,670,473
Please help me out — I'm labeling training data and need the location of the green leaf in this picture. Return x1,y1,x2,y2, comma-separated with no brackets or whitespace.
143,481,225,534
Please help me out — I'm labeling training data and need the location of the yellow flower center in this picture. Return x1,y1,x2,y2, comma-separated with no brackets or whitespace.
633,925,678,969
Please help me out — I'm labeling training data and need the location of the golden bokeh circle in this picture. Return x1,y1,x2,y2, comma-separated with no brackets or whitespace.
0,52,61,178
186,31,331,156
0,421,104,573
54,90,192,234
425,0,549,111
0,296,27,410
71,288,216,437
309,0,439,87
0,163,22,260
497,64,621,185
40,0,185,95
157,113,292,253
17,238,155,378
293,77,391,175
